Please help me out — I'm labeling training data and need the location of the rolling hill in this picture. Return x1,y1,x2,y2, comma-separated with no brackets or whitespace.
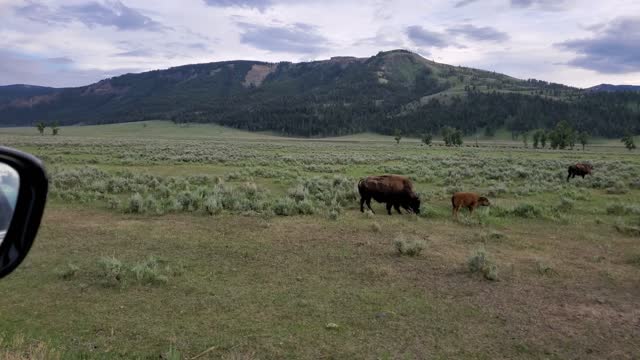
0,84,56,103
587,84,640,92
1,50,639,137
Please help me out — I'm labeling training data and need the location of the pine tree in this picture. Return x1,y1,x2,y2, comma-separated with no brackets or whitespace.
578,131,589,150
421,133,432,146
622,133,636,151
36,122,46,135
394,129,402,144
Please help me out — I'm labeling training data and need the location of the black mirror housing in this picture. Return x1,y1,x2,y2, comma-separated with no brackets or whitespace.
0,146,48,278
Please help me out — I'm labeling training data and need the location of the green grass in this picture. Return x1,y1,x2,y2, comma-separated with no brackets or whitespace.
0,120,283,140
2,121,636,149
0,122,639,358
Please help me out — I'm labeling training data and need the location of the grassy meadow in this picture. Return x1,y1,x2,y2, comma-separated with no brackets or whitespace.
0,121,639,359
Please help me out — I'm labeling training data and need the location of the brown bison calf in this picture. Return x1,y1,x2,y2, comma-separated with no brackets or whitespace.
358,175,420,215
451,192,490,218
567,163,593,182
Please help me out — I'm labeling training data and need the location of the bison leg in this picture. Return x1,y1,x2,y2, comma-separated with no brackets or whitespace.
452,205,459,218
394,203,403,215
366,198,375,214
401,204,412,214
567,171,571,182
386,203,393,215
360,197,365,212
468,206,475,216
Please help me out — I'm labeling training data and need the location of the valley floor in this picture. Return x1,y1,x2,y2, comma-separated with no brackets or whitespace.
0,122,638,359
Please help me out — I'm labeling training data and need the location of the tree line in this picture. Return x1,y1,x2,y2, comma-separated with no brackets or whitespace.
395,121,637,151
35,122,60,136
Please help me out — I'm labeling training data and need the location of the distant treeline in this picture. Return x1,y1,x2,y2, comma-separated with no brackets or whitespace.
171,91,640,138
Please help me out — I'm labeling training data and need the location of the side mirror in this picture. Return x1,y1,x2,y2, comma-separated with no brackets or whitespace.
0,147,48,278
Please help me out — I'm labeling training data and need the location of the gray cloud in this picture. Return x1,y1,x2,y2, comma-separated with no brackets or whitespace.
510,0,569,11
556,17,640,73
114,49,154,57
46,57,74,64
14,1,70,24
405,26,449,48
0,50,139,87
15,1,166,31
354,33,404,47
61,1,166,31
203,0,273,10
454,0,480,8
237,22,329,53
447,24,509,42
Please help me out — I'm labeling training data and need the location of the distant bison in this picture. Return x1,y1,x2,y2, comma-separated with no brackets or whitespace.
451,192,490,218
567,163,593,182
358,175,420,215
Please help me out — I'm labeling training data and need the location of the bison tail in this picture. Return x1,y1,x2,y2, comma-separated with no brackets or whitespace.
451,195,455,207
357,178,366,195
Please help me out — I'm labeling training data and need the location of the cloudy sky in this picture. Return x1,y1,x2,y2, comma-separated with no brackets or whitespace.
1,0,639,88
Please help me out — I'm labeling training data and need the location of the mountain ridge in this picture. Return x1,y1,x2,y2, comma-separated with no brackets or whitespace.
587,84,640,92
0,49,638,137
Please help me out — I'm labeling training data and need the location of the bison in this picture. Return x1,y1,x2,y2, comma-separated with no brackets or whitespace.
451,192,490,218
567,163,593,182
358,175,420,215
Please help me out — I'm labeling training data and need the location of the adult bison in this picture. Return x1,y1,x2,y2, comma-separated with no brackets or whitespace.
451,192,490,218
358,175,420,215
567,163,593,182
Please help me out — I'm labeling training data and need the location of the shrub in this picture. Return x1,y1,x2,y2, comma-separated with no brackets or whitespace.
127,193,144,213
106,195,121,210
328,209,339,221
272,197,297,216
204,196,222,215
510,203,543,218
626,254,640,267
487,183,508,197
468,249,498,281
174,190,199,211
96,255,173,287
456,214,479,226
484,264,499,281
393,235,426,256
479,230,506,243
55,263,80,280
130,256,168,285
606,203,640,216
0,333,62,360
606,186,627,195
272,197,315,216
292,175,357,209
371,222,382,232
561,189,588,201
535,259,557,276
144,194,163,215
288,184,308,201
556,197,574,212
614,220,640,237
165,345,182,360
157,184,171,198
297,199,315,215
97,256,126,286
605,181,628,194
487,205,510,218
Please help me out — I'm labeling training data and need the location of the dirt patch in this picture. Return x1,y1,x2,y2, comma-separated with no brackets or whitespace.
243,64,278,87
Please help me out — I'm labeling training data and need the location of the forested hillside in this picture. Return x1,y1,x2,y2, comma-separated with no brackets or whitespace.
1,50,639,137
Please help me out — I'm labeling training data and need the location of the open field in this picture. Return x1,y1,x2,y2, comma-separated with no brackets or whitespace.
0,122,639,359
